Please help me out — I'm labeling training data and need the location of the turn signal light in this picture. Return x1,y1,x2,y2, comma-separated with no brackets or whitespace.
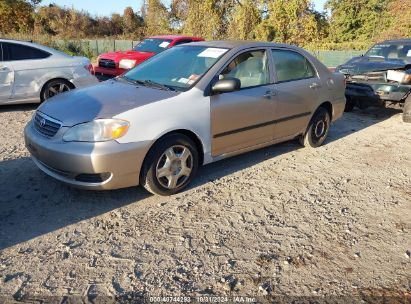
111,125,129,139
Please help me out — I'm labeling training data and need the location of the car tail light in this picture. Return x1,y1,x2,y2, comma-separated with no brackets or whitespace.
84,64,94,74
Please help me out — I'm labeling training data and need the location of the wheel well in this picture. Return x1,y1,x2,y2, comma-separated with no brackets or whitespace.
143,129,205,169
165,129,205,166
318,101,333,120
40,78,75,102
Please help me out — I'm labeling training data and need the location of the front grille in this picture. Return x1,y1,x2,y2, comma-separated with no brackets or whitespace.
98,59,116,69
34,112,62,138
349,71,386,82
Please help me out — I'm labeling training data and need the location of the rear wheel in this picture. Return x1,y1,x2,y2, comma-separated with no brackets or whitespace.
141,134,199,196
300,107,331,148
403,94,411,123
41,79,73,102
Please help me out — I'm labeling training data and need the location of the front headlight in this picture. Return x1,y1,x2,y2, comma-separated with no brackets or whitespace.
63,119,129,142
119,59,137,69
387,70,411,84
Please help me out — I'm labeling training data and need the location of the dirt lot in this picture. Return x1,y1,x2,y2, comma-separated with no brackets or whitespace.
0,105,410,302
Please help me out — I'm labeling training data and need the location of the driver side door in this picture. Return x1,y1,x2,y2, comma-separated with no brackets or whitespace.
210,49,276,156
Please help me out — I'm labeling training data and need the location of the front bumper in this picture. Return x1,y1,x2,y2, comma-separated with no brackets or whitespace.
24,120,151,190
346,82,411,107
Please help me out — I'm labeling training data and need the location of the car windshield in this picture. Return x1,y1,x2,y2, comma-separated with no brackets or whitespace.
122,46,228,91
133,38,173,53
365,43,411,60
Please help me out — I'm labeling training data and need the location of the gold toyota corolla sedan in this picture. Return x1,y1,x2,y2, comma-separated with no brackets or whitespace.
25,41,346,195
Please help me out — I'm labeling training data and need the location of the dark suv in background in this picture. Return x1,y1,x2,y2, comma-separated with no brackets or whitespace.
336,39,411,122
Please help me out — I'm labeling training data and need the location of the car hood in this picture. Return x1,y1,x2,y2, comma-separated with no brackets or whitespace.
336,56,411,75
38,79,180,127
99,50,156,63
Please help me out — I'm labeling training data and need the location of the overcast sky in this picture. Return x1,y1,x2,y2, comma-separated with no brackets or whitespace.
41,0,328,17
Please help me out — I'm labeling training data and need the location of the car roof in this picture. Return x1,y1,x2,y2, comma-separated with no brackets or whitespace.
148,35,203,41
181,40,300,51
0,38,69,57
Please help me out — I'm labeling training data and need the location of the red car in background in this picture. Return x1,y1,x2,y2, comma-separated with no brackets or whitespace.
93,35,204,81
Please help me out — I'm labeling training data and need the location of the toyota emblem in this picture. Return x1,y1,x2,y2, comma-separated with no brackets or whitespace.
39,118,46,128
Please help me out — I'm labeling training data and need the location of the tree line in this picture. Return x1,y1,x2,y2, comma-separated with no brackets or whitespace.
1,0,410,50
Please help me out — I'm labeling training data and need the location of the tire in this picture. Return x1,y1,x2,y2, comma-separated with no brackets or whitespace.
141,134,199,196
41,79,73,102
344,97,356,112
403,95,411,123
299,107,331,148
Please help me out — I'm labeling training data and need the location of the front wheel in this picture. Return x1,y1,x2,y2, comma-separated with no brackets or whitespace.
300,107,331,148
141,134,199,196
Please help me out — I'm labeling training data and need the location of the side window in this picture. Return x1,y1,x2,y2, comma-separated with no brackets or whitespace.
271,49,316,83
6,43,50,61
174,39,193,46
2,43,10,61
219,50,270,89
0,44,3,62
398,45,411,59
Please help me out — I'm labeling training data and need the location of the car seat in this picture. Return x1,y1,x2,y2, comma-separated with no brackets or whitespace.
229,57,268,88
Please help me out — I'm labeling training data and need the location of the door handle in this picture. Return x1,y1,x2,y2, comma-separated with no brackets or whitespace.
310,83,321,89
0,66,8,71
263,90,277,98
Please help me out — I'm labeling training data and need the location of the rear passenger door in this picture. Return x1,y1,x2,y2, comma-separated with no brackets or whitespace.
270,49,322,140
2,42,51,100
0,43,14,102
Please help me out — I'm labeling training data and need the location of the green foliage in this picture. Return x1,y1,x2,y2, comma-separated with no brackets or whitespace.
325,0,389,43
57,40,95,58
227,0,262,40
378,0,411,40
0,0,36,33
2,0,411,55
123,7,144,36
304,41,373,51
142,0,171,36
255,0,328,45
179,0,226,39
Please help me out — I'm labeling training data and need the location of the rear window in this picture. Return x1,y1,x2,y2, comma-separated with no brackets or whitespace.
2,42,50,61
174,39,193,46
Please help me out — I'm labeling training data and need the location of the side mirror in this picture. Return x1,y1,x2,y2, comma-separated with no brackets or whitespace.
211,78,241,94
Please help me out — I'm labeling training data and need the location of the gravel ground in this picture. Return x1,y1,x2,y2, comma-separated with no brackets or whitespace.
0,104,410,302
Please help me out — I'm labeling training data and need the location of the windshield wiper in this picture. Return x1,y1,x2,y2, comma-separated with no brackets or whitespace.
137,79,175,91
117,76,138,85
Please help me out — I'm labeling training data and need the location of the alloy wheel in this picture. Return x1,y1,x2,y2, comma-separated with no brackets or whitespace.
156,145,193,189
46,83,71,98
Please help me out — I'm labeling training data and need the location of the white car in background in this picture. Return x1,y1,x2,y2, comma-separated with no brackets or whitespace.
0,39,98,105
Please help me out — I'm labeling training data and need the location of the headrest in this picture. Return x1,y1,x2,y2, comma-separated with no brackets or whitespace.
243,57,263,71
